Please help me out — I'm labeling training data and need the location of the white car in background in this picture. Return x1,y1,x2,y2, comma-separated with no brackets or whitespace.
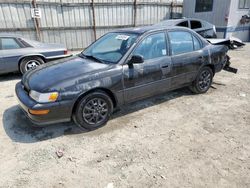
155,18,217,38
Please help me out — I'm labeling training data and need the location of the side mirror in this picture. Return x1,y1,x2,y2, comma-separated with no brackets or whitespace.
128,55,144,65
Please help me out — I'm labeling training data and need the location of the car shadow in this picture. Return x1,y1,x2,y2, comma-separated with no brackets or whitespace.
2,106,85,143
0,73,22,82
2,87,195,143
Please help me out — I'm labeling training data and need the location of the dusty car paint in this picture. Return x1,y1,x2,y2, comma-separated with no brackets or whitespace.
16,26,229,125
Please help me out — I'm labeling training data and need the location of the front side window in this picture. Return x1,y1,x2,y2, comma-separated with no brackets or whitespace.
195,0,213,12
239,0,249,9
133,32,167,60
83,32,138,64
168,31,194,55
191,20,202,29
1,38,21,50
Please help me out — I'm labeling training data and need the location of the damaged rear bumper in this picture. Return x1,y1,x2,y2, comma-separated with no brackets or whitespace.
223,55,238,74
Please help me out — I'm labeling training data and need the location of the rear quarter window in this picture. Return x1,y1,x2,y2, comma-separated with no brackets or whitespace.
193,35,202,50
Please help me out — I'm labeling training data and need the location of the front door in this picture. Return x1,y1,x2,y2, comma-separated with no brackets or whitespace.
123,32,172,103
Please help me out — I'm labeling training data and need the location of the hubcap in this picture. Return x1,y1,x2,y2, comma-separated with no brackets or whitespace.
198,70,212,91
82,98,108,125
25,60,40,71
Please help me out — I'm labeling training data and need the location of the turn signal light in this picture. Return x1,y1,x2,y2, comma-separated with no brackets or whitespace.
48,92,59,102
29,109,50,115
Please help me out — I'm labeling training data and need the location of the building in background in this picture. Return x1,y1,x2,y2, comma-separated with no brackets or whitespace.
183,0,250,41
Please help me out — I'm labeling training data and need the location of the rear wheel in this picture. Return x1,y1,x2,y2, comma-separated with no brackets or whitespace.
73,91,113,130
189,66,213,94
20,56,44,74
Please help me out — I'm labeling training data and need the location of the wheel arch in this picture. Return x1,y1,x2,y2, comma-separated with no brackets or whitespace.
71,87,118,116
18,54,46,69
205,64,215,76
198,63,215,76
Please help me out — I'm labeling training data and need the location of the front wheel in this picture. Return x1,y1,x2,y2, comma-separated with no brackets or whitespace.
189,66,213,94
73,91,113,130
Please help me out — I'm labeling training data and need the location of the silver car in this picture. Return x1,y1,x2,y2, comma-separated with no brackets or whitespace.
0,34,71,75
155,18,217,38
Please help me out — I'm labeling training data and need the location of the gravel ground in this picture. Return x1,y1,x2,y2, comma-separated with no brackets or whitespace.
0,44,249,188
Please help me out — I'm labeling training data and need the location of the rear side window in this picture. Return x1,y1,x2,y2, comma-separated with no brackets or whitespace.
1,38,21,50
133,32,167,60
191,21,202,29
168,31,194,55
177,21,189,27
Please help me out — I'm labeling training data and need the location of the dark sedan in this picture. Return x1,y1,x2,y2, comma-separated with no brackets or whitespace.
16,26,230,130
0,34,71,75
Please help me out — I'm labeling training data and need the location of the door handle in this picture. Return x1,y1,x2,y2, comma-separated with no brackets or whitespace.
161,65,169,68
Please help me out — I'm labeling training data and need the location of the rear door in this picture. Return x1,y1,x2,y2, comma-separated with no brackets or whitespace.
123,32,172,103
167,30,204,88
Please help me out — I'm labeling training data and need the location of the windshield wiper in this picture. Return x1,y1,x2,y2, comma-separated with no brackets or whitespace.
80,53,105,64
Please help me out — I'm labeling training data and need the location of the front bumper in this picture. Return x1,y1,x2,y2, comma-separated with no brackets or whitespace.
15,82,73,126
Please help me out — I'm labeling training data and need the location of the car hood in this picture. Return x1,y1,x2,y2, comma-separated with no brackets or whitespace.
22,56,112,92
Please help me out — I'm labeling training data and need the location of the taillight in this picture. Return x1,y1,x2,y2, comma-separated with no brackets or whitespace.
64,50,68,55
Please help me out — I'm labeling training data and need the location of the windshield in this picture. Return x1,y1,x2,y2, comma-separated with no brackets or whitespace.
82,32,138,64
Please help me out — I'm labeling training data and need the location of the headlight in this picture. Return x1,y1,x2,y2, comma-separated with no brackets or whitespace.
29,90,59,103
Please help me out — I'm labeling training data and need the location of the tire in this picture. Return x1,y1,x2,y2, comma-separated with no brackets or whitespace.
20,56,44,74
189,66,213,94
72,91,113,130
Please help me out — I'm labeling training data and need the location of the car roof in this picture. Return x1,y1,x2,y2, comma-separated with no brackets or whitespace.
113,25,191,35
